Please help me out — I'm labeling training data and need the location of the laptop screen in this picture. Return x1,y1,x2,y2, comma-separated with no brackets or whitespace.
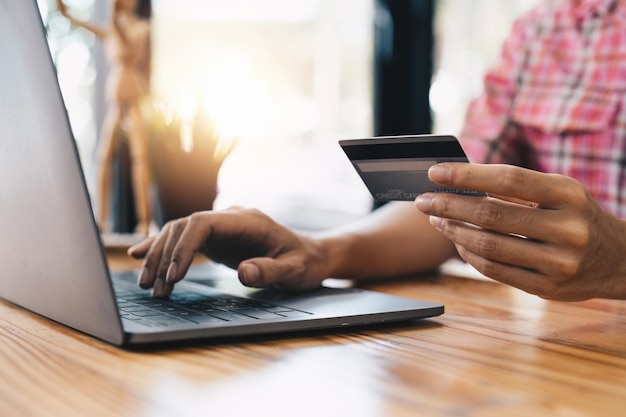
0,0,123,344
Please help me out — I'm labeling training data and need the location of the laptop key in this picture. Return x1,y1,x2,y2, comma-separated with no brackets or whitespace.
169,311,222,322
205,310,251,321
231,308,286,320
150,316,195,326
122,318,162,328
130,310,165,317
262,306,297,313
114,277,314,326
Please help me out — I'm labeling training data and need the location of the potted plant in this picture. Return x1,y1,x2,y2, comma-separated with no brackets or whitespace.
143,99,237,226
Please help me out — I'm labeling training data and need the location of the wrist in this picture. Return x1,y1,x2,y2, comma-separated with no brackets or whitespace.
313,232,358,279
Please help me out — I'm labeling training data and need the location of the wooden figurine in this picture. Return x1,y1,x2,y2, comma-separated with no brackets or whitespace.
56,0,152,234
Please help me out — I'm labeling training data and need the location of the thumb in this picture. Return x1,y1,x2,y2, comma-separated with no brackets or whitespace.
238,261,262,287
237,257,319,291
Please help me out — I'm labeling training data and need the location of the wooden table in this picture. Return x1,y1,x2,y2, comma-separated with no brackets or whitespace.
1,251,625,417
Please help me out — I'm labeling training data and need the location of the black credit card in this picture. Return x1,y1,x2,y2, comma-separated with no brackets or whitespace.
339,134,484,201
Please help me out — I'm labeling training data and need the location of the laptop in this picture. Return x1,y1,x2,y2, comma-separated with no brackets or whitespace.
0,0,443,347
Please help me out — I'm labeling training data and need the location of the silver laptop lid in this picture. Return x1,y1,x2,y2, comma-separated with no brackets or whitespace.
0,0,123,345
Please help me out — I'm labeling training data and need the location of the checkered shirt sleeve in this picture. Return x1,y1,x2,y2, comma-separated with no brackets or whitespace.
458,0,626,217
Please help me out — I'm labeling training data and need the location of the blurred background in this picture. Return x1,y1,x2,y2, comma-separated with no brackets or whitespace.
38,0,539,232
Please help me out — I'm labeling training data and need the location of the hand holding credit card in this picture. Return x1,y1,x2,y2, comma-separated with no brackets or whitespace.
339,135,485,201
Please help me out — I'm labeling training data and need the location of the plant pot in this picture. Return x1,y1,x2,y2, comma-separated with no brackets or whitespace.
149,140,219,226
143,100,235,227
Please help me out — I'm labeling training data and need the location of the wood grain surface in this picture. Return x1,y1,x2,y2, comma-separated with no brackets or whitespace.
0,252,624,417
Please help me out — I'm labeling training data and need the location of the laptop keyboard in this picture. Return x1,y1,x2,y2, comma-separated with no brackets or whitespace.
113,278,312,328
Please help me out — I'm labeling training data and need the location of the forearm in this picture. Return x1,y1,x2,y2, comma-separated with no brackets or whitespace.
57,4,106,39
314,202,457,281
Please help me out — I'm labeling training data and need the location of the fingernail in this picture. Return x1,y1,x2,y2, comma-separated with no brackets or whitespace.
240,263,259,286
166,261,177,283
430,216,443,230
429,164,451,183
152,278,164,298
138,267,149,288
415,194,433,212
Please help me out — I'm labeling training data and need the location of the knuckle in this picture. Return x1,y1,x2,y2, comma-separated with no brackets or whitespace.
570,225,591,249
226,206,266,219
431,194,454,216
156,260,169,278
169,218,187,233
142,247,162,267
478,258,506,280
476,202,502,227
247,207,270,220
474,233,498,256
170,245,186,264
551,256,580,280
187,212,204,225
161,220,173,232
559,218,591,249
537,281,561,299
499,167,527,194
438,218,457,239
560,177,590,208
142,252,158,271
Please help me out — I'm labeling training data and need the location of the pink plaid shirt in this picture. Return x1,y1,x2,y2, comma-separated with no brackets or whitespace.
459,0,626,218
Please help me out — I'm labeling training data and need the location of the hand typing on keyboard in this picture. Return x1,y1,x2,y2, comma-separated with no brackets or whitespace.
128,207,330,298
114,277,310,327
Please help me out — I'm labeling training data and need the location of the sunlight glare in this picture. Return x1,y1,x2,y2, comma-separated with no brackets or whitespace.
200,54,271,142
